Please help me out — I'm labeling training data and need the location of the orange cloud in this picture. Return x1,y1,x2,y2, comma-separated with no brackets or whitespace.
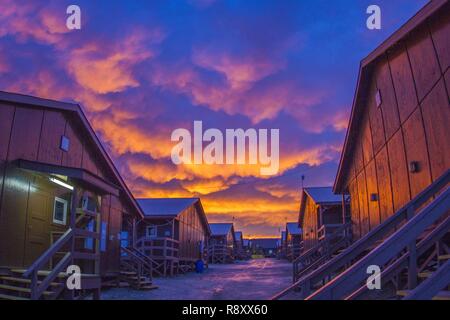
193,49,283,90
91,114,174,159
0,1,69,46
66,31,160,94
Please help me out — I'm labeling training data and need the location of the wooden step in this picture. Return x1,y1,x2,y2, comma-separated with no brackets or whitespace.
0,284,55,297
397,290,450,300
438,254,450,261
11,269,68,278
418,271,432,279
118,282,131,288
138,285,158,290
0,276,62,287
0,293,30,300
11,269,99,279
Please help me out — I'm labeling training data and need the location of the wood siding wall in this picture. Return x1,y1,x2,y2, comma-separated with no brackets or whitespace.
177,204,208,260
302,196,318,249
345,10,450,239
0,103,131,274
302,198,343,250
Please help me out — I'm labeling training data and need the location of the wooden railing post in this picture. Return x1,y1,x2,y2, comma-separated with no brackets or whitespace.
406,206,417,289
30,271,38,300
70,187,78,268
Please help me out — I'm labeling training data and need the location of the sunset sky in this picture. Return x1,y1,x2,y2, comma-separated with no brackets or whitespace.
0,0,428,237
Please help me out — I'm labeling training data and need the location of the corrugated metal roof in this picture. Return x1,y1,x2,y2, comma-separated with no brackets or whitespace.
210,223,233,236
286,222,302,235
235,231,243,241
137,198,199,217
304,187,343,204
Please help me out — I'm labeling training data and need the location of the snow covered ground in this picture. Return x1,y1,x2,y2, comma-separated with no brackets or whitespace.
102,258,293,300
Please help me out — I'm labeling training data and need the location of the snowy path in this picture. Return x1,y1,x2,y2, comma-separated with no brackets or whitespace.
102,258,292,300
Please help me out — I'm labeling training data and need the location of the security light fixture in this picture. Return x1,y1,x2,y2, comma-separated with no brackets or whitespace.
375,90,382,107
49,177,74,190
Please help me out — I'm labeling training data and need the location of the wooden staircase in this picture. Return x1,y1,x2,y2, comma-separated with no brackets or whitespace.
118,270,156,291
398,253,450,300
12,201,103,300
0,270,64,300
292,223,351,283
0,269,100,300
119,246,158,291
272,169,450,300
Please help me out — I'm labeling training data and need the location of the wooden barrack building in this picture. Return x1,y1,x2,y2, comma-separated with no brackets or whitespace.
234,231,247,260
285,222,302,261
0,91,144,300
136,198,211,276
208,223,236,264
273,0,450,301
299,187,350,251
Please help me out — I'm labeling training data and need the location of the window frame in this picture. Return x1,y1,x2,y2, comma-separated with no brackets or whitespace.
53,197,68,225
146,225,157,238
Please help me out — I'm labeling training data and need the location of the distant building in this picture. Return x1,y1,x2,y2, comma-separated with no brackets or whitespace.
208,223,236,263
251,238,279,257
136,198,211,276
299,187,350,250
285,222,302,261
279,231,287,259
234,231,247,260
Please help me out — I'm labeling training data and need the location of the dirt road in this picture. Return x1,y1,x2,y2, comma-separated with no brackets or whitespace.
102,258,292,300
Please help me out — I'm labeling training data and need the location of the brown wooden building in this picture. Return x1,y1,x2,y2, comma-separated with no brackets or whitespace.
334,0,450,240
299,187,350,250
208,223,236,263
273,1,450,301
278,231,287,259
234,231,246,260
136,198,210,276
250,238,278,257
0,91,144,299
285,222,302,261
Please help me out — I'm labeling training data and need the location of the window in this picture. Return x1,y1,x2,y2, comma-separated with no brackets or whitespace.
53,197,68,225
146,226,157,238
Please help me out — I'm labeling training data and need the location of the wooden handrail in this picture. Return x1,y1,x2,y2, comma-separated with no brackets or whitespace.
137,236,180,244
293,223,350,282
23,228,74,278
347,215,450,299
404,258,450,300
308,187,450,299
121,246,153,275
23,228,74,300
34,252,72,299
272,169,449,300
